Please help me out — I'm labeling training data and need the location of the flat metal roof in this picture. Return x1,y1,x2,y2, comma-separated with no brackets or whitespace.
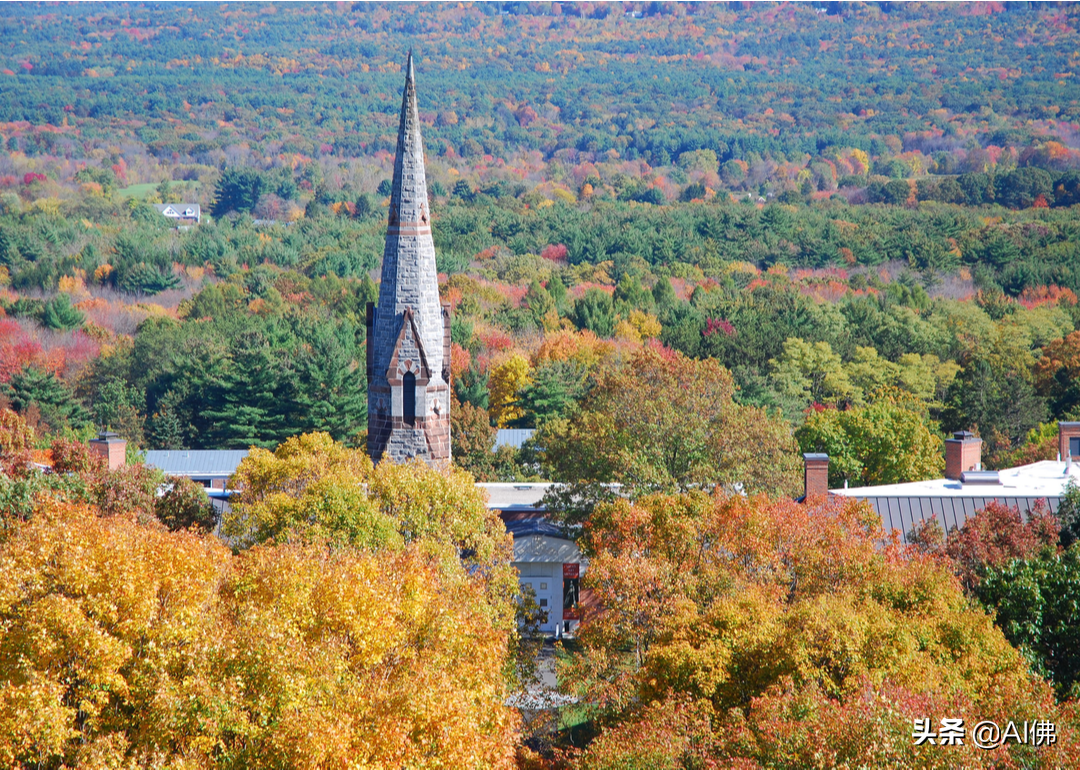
494,429,535,449
833,461,1079,500
479,482,552,511
144,450,249,478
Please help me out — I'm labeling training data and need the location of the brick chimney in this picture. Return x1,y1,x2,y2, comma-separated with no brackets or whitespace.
89,431,126,470
1059,422,1080,462
944,431,981,480
804,453,829,499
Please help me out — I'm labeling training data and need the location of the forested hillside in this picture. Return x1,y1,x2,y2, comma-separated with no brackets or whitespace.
1,0,1080,470
8,4,1080,769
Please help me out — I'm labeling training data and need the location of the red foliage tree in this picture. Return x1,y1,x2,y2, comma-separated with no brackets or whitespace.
944,500,1060,590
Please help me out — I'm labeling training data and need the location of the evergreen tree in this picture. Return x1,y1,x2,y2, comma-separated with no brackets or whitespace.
91,378,145,446
514,360,587,427
977,545,1080,699
652,277,677,314
292,319,367,444
613,275,654,315
353,192,375,219
41,294,84,331
455,365,490,410
451,179,475,202
117,262,182,295
212,167,267,217
547,274,568,313
7,367,91,432
524,279,555,329
200,328,297,449
573,288,615,338
147,390,187,450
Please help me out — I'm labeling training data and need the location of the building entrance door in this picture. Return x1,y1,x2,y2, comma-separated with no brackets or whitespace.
518,563,559,634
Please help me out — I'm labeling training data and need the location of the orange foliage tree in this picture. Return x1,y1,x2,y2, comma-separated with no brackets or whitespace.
1034,330,1080,416
554,492,1080,768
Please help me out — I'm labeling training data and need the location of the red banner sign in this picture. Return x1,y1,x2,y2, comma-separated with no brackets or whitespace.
563,563,579,579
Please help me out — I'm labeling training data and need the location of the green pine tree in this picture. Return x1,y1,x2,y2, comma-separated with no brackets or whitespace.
41,294,84,331
7,367,91,432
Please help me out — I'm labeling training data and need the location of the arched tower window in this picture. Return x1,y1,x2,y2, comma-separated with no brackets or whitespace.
403,371,416,426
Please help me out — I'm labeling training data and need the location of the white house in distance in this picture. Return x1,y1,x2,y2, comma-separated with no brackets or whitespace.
152,203,201,224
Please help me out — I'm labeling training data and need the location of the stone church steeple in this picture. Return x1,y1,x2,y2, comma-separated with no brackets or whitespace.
367,52,451,467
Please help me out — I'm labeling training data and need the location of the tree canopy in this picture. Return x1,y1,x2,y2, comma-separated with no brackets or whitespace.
537,345,800,503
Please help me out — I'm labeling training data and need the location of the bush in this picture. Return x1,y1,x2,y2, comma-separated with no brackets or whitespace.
155,476,218,532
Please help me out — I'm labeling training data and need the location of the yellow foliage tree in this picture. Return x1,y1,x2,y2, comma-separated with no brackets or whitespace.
488,353,532,427
0,450,520,767
614,309,661,343
552,187,577,205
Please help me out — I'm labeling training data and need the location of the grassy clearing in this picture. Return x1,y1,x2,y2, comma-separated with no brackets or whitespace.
118,181,201,199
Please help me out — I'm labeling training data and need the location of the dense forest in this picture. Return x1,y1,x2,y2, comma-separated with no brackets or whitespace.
1,3,1079,472
6,4,1080,766
0,1,1079,473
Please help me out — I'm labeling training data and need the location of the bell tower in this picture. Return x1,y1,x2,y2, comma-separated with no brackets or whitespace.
367,52,451,467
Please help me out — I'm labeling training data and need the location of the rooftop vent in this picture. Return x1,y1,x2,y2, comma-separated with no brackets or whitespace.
959,470,1000,485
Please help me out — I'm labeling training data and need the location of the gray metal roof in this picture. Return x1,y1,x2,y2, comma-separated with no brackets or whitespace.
831,460,1078,542
853,495,1063,542
495,429,535,449
504,517,566,540
144,450,249,478
512,533,583,564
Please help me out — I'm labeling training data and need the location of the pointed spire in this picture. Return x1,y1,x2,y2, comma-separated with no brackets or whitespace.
368,51,450,468
388,50,427,229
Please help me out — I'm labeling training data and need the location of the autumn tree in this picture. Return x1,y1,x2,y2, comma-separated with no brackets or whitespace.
925,500,1062,592
795,389,945,488
223,431,517,616
155,475,218,532
557,491,1078,768
452,396,498,470
1034,330,1080,418
537,345,800,511
488,352,532,428
450,397,523,481
0,407,35,476
0,499,519,768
